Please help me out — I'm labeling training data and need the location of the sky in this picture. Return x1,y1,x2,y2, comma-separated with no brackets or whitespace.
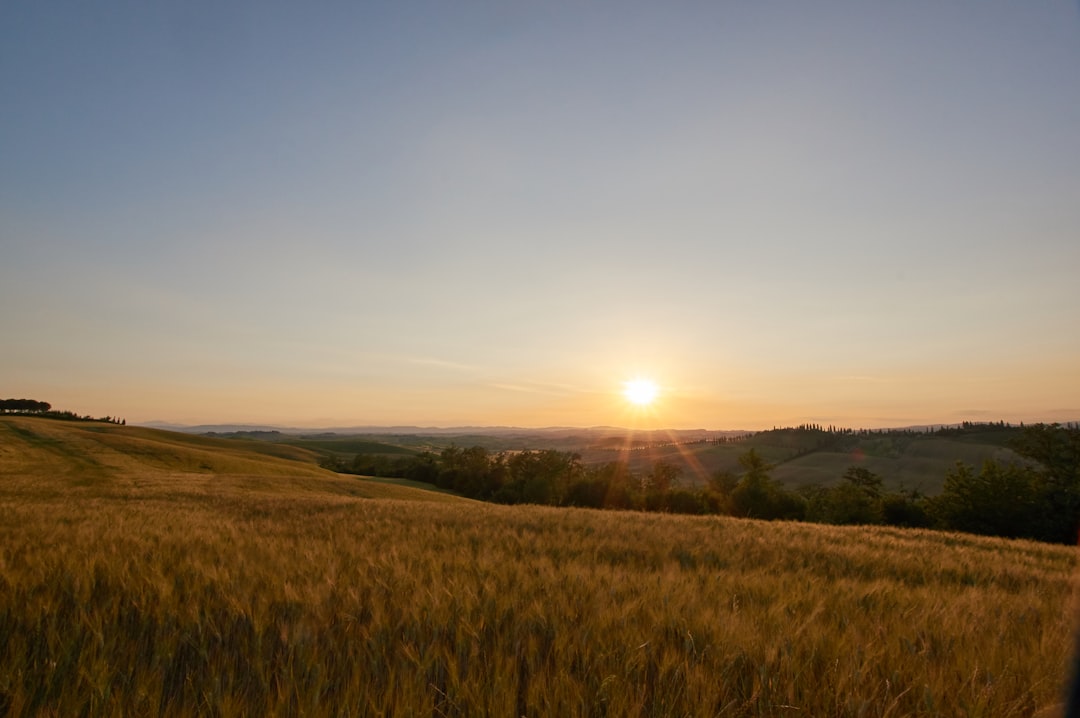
2,1,1079,430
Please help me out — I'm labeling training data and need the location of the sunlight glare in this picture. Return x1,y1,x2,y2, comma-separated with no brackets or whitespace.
623,378,659,406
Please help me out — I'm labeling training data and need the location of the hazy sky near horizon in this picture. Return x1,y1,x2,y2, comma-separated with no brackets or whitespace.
3,1,1079,430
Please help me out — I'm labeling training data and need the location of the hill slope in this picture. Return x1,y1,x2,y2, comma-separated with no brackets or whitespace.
0,416,1074,715
0,416,463,503
581,427,1033,492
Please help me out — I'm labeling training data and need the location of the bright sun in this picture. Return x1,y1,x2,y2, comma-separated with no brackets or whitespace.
623,378,659,406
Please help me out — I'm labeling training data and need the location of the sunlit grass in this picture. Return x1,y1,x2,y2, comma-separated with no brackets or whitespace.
0,416,1076,716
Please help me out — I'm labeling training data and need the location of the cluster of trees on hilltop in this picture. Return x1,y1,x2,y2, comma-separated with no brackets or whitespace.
1,398,125,425
329,423,1080,544
0,398,53,413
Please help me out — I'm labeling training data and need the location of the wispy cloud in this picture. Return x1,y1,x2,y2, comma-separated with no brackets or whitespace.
488,381,593,397
400,356,480,373
831,376,893,384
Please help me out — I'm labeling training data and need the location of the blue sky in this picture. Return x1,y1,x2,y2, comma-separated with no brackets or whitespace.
3,1,1079,429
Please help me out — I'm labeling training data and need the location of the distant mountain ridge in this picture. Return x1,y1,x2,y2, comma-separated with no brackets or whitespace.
138,421,751,439
140,420,1077,437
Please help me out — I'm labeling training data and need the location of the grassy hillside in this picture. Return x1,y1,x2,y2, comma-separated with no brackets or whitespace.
0,416,460,504
583,429,1033,493
0,416,1075,716
275,435,421,458
199,424,1037,495
769,436,1031,492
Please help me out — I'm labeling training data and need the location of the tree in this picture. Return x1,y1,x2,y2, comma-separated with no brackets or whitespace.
730,449,805,520
880,489,931,528
666,489,708,515
0,398,51,414
438,446,503,498
559,461,639,510
639,461,681,510
707,469,739,496
730,449,774,518
705,469,739,514
504,450,581,505
563,476,608,509
644,460,681,494
404,451,440,484
841,466,883,498
808,482,882,525
1011,423,1080,543
918,424,1080,543
929,461,1043,539
596,461,638,510
806,466,885,526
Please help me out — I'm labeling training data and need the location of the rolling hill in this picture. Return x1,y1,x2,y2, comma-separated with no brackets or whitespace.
0,414,1074,715
578,426,1035,493
175,423,1040,495
0,416,463,504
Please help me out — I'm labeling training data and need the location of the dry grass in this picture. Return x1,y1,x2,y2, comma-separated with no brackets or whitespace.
0,417,1076,716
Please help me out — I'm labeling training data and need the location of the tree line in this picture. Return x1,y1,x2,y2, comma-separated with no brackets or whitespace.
325,446,927,525
325,423,1080,544
928,423,1080,543
1,398,125,425
0,399,53,413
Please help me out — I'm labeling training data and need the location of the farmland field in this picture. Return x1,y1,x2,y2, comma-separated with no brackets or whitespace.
0,417,1076,716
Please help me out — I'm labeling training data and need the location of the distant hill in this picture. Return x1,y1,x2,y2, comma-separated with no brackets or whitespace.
151,420,1049,496
141,421,746,441
1,416,1073,716
582,425,1037,494
139,423,750,461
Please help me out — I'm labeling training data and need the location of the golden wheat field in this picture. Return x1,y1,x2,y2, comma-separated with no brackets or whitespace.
0,417,1077,716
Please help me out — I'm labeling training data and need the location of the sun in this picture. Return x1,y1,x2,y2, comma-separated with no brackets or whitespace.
623,378,659,407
